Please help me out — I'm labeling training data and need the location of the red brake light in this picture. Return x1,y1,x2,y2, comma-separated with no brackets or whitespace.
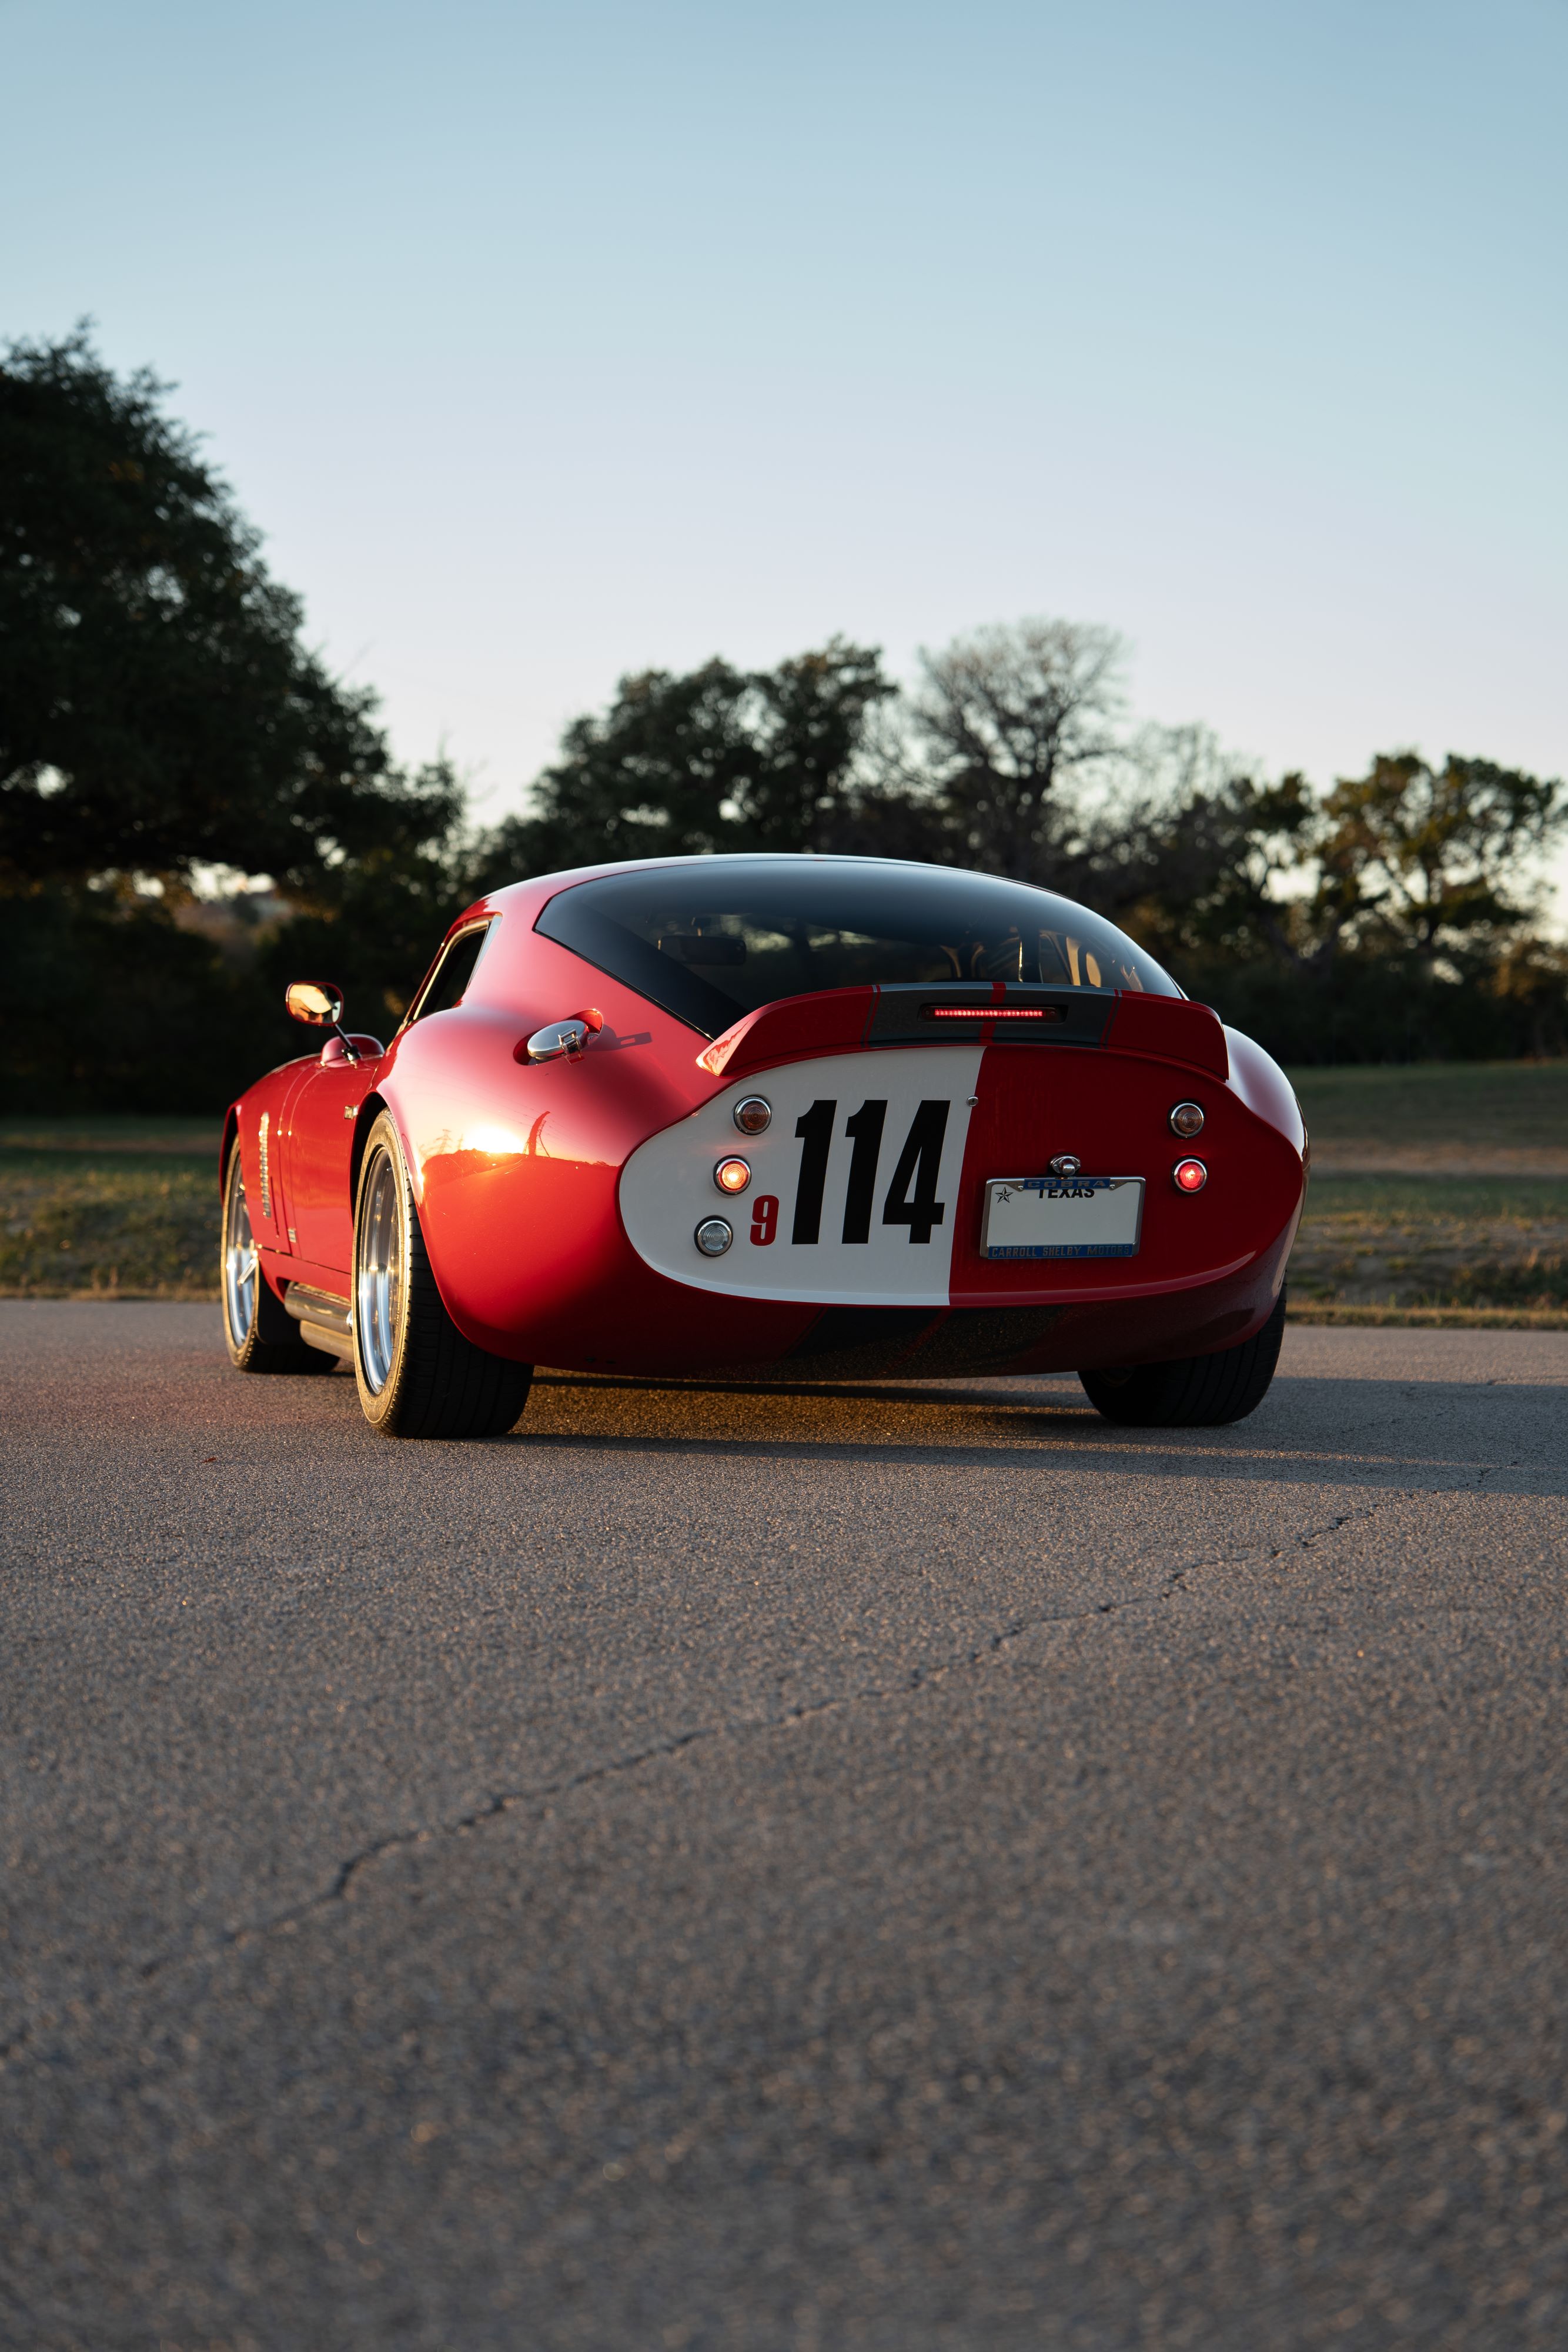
922,1004,1052,1022
1173,1158,1208,1193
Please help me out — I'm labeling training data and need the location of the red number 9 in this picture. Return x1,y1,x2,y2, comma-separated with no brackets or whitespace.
750,1194,779,1246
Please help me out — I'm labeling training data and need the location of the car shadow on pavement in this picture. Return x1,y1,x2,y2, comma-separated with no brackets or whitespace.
513,1371,1568,1494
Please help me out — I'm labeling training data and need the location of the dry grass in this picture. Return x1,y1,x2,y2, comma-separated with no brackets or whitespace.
1288,1060,1568,1173
0,1148,220,1298
0,1114,218,1155
1285,1175,1568,1326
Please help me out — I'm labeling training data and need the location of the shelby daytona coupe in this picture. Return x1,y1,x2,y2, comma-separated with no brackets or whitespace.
220,855,1307,1439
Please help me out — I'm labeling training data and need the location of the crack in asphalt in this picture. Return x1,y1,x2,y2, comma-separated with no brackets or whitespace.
0,1496,1398,2064
242,1501,1399,1933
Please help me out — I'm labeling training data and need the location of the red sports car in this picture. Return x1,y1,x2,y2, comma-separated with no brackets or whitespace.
220,854,1306,1439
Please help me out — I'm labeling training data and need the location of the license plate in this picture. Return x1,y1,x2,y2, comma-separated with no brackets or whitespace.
980,1175,1144,1259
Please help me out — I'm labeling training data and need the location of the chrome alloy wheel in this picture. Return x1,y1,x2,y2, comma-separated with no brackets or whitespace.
356,1145,404,1395
222,1160,259,1347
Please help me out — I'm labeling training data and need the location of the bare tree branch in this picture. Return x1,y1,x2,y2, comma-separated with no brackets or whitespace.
910,618,1127,882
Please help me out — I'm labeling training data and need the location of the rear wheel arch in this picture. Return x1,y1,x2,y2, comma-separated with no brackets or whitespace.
350,1090,499,1350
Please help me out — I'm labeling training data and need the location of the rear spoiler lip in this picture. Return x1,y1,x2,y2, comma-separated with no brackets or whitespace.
696,983,1229,1084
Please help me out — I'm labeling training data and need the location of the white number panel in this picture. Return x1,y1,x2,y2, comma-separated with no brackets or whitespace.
618,1049,984,1304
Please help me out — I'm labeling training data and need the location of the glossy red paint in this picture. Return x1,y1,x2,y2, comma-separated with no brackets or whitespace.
286,1055,382,1271
1101,990,1229,1079
947,1038,1298,1317
223,857,1308,1382
698,987,875,1078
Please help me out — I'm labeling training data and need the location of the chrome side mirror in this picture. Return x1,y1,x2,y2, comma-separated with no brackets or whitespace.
286,981,344,1027
286,980,359,1064
526,1018,591,1064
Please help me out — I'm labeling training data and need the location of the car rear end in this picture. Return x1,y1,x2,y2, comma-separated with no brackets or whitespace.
524,857,1306,1381
613,981,1300,1378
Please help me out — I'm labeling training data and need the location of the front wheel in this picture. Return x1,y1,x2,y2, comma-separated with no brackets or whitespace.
221,1143,336,1374
1078,1290,1287,1428
352,1112,533,1439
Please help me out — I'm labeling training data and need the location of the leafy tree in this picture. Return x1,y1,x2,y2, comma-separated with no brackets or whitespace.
1102,744,1568,1062
1315,752,1566,966
476,638,896,883
0,886,270,1112
1490,934,1568,1059
0,326,448,891
1091,729,1321,973
490,658,754,873
738,642,896,849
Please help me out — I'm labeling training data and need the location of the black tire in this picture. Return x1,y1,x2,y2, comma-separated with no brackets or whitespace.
1079,1289,1287,1428
221,1142,337,1375
351,1112,533,1440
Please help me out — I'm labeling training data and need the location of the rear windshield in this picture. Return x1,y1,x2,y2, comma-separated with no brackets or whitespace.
535,857,1179,1037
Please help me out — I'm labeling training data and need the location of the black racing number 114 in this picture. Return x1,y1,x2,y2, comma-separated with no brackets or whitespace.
790,1098,950,1247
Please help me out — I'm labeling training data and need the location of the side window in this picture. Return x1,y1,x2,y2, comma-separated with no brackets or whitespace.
409,922,494,1023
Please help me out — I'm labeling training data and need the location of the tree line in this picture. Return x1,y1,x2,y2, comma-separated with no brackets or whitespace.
3,330,1564,1112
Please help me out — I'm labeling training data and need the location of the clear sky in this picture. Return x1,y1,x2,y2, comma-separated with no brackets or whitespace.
4,0,1564,836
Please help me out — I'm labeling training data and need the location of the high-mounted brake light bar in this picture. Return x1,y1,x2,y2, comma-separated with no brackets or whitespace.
920,1004,1060,1022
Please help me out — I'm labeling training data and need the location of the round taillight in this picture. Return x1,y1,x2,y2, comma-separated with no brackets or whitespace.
733,1096,772,1135
1173,1158,1208,1193
1170,1101,1205,1139
714,1157,751,1194
694,1218,734,1256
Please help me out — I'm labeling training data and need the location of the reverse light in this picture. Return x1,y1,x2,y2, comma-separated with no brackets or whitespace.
714,1157,752,1195
694,1218,734,1257
1173,1158,1208,1194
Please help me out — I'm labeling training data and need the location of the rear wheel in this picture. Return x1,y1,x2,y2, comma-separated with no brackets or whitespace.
352,1112,533,1439
221,1143,335,1374
1079,1290,1287,1428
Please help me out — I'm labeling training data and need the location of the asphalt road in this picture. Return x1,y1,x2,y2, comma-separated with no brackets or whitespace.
3,1305,1567,2352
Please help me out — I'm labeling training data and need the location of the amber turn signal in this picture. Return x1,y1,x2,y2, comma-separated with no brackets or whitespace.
1169,1101,1205,1138
714,1157,752,1195
1173,1158,1208,1193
